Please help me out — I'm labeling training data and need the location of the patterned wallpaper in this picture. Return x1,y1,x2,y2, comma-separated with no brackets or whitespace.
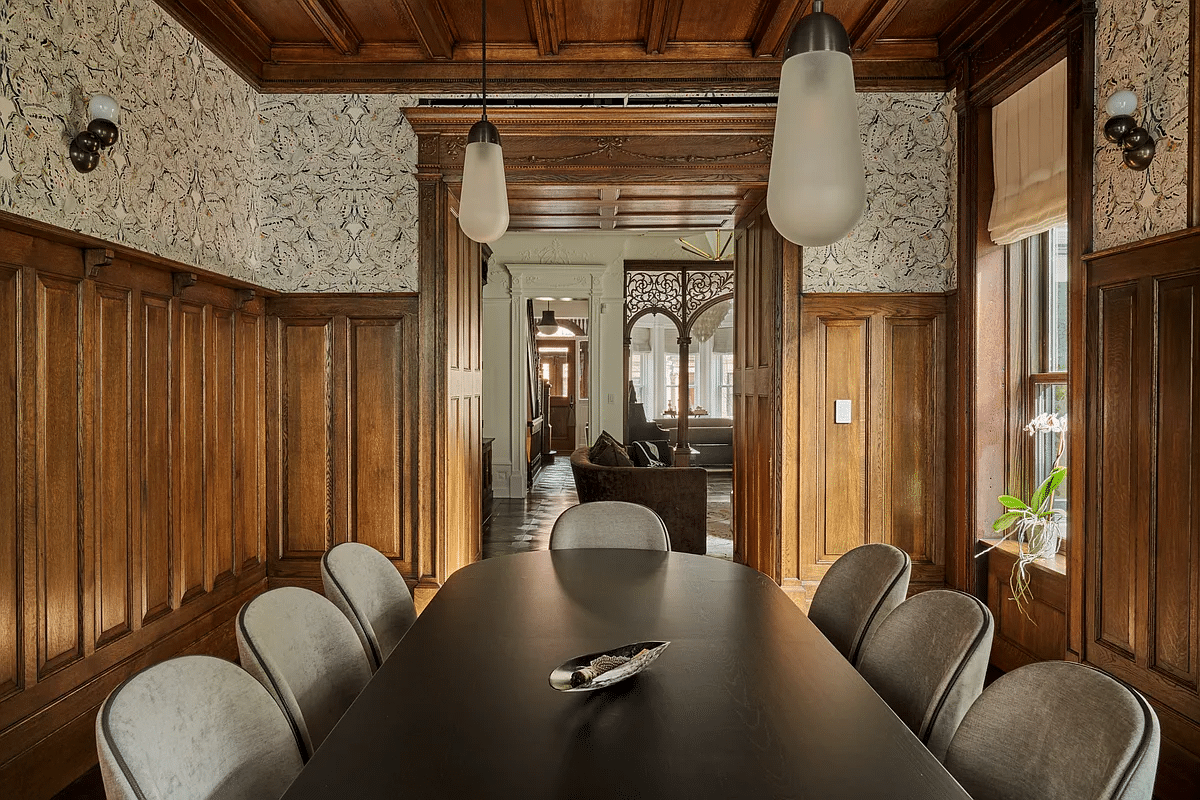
803,92,957,293
1094,0,1190,251
0,0,260,282
1,2,957,295
256,94,419,292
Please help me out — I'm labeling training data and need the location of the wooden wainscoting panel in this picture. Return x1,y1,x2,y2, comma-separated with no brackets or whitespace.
1094,283,1139,660
349,319,405,560
205,307,237,589
280,319,334,560
800,294,947,596
174,301,207,606
236,311,265,571
267,296,420,590
140,294,173,624
93,284,134,648
882,315,946,580
1085,228,1200,793
1151,274,1199,690
0,212,277,798
0,266,18,699
34,273,85,678
816,317,869,565
987,542,1067,672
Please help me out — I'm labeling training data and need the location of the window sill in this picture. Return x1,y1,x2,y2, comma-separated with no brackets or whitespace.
978,537,1067,577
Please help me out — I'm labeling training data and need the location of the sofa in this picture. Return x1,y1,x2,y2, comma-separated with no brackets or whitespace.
654,417,733,468
569,447,707,554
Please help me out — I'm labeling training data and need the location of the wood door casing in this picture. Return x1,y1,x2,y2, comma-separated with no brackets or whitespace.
733,201,795,585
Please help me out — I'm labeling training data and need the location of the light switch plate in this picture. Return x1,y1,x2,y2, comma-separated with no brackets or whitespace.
834,399,852,424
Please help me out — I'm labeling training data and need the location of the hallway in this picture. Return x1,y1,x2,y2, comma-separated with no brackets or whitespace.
483,459,734,560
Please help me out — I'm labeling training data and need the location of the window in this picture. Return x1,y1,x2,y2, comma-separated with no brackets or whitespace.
1010,223,1068,510
663,353,695,416
718,353,734,418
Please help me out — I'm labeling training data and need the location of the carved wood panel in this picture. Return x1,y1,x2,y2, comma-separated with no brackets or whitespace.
1094,283,1139,659
800,295,947,594
93,284,134,648
140,294,173,625
267,296,420,590
0,215,271,799
35,273,85,678
280,320,335,560
1085,230,1200,793
0,266,18,699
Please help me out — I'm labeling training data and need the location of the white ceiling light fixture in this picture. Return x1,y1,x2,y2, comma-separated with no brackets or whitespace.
767,0,866,248
458,0,509,243
678,230,735,261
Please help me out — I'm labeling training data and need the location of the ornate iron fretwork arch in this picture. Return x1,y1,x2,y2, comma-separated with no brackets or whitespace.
623,261,734,465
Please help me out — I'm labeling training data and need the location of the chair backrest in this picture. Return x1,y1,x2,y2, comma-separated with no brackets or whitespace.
236,587,373,759
855,589,994,761
96,655,303,800
806,543,911,665
322,542,417,670
549,501,670,551
945,661,1161,800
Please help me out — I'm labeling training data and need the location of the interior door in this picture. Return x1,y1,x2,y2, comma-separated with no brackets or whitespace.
540,342,576,453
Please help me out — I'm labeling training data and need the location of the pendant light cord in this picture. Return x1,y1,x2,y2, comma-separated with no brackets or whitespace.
481,0,488,121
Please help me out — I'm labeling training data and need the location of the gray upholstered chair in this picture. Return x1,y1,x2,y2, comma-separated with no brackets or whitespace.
237,586,373,760
945,661,1161,800
549,501,671,551
321,542,417,670
855,589,994,762
806,543,911,665
95,655,303,800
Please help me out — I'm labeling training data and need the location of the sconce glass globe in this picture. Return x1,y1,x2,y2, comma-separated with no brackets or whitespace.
766,3,866,248
1105,90,1138,118
89,94,120,124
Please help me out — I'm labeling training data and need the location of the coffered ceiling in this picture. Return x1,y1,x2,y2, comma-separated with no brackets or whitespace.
154,0,1006,93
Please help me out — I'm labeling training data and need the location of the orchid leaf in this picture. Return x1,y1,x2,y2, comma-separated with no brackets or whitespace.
992,512,1021,532
998,495,1028,510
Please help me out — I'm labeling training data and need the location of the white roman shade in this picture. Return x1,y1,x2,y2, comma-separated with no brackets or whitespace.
988,59,1067,245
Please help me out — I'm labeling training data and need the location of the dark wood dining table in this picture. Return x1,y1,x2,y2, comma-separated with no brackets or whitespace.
280,550,972,799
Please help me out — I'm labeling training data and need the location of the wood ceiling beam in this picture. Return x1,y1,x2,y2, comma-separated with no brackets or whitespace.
295,0,361,56
644,0,684,56
750,0,809,58
523,0,565,56
848,0,912,53
391,0,455,59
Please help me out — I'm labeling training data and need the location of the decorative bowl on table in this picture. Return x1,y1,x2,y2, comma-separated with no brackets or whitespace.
548,641,670,692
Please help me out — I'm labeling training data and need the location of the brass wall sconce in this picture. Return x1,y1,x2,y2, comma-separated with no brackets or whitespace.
1102,90,1155,171
69,95,120,173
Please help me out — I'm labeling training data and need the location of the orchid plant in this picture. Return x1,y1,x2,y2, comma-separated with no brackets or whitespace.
979,412,1067,617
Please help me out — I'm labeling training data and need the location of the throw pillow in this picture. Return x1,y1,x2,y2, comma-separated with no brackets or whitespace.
589,431,634,467
630,441,667,468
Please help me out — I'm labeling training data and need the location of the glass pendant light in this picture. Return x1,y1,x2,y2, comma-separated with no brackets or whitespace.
767,0,866,247
536,302,559,335
459,0,510,243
